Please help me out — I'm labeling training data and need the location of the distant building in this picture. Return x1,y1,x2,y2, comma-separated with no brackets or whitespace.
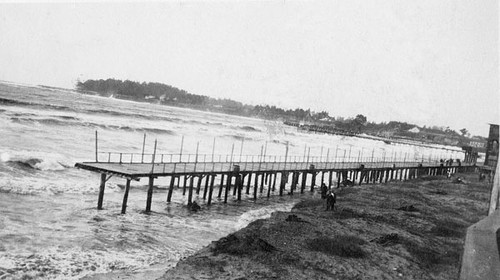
408,127,420,133
484,124,499,169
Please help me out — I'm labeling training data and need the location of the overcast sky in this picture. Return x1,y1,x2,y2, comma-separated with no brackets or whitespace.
0,1,498,136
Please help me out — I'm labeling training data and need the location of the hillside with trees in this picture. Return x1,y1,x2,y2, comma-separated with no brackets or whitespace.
76,79,486,149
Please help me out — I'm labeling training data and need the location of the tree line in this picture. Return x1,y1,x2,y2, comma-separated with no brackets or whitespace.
76,78,483,146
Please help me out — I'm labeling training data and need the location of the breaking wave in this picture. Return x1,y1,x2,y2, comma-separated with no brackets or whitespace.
9,117,176,135
6,158,68,171
229,125,261,132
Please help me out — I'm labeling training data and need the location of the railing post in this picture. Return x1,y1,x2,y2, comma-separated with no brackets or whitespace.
284,141,289,170
179,135,184,163
229,143,235,170
151,139,157,174
239,138,244,162
95,130,99,162
194,141,199,172
141,133,146,163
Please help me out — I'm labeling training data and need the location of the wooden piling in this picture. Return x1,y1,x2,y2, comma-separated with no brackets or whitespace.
224,173,232,203
272,173,278,192
196,176,202,194
267,175,272,198
121,178,131,214
299,172,305,193
207,175,215,205
236,173,242,201
145,176,154,213
203,175,210,199
167,176,175,202
260,173,265,193
254,173,259,198
310,172,316,192
279,172,287,196
97,173,106,210
183,175,188,195
218,174,225,198
253,173,258,200
246,173,252,194
188,175,194,205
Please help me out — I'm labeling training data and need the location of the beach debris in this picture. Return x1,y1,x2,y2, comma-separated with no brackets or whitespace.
188,201,201,212
371,233,400,246
430,190,448,195
211,233,277,256
453,177,466,184
397,205,419,212
341,179,354,188
91,216,106,222
285,214,309,223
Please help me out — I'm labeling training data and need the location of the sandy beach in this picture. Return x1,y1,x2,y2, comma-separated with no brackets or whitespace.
157,172,489,280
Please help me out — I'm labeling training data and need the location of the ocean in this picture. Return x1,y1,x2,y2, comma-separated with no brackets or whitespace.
0,82,463,279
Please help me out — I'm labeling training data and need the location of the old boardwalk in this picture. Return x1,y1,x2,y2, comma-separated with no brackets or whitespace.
75,133,476,214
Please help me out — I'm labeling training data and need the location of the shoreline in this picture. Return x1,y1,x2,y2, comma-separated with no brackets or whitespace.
157,172,489,280
79,200,301,280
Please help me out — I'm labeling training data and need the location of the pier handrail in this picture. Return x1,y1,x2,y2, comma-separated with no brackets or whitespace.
96,151,456,166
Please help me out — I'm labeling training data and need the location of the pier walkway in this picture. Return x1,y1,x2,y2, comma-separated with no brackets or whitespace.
74,132,475,214
76,155,475,214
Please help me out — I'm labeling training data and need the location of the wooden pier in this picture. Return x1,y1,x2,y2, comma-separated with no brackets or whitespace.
74,132,476,213
75,155,476,214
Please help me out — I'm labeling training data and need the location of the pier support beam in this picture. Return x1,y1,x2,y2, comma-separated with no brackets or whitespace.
246,173,252,194
188,175,194,205
121,179,131,214
309,165,316,192
224,173,232,203
145,176,154,213
207,175,216,205
301,172,307,193
218,174,225,198
272,173,277,192
236,173,242,201
196,176,202,195
260,174,265,193
167,176,175,202
279,172,287,196
97,173,107,210
203,175,210,199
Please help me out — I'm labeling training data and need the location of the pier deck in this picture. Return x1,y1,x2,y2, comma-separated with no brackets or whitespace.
75,130,475,214
75,160,467,178
75,158,476,214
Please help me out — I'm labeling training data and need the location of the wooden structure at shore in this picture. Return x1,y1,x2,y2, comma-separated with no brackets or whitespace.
75,155,475,214
74,131,474,214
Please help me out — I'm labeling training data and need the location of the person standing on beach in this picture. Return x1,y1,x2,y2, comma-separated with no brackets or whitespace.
320,183,328,199
326,191,336,211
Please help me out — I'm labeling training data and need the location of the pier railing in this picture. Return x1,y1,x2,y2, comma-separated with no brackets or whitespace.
97,151,442,165
93,151,460,174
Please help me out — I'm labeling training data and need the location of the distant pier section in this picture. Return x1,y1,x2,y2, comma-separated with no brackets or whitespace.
75,132,477,214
